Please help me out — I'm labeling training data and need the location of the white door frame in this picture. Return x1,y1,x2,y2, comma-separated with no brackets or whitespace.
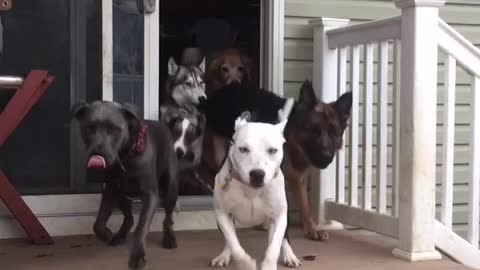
0,0,285,239
102,0,113,101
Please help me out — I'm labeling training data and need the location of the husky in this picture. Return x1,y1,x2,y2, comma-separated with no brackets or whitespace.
162,56,207,107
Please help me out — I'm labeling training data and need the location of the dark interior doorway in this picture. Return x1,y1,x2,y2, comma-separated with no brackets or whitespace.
159,0,261,99
159,0,261,196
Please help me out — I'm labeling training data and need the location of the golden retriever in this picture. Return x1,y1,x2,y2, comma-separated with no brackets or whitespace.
205,48,253,96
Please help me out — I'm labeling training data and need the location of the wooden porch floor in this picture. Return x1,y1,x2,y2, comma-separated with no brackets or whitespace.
0,228,472,270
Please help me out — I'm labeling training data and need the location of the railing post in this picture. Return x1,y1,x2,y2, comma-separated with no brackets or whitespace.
393,0,445,261
309,18,349,229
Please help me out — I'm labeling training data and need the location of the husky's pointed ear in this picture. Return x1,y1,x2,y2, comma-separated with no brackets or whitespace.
234,111,251,131
199,57,206,73
168,57,178,76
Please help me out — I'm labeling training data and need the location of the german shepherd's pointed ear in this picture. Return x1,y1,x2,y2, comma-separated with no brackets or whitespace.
334,92,353,128
297,80,316,109
72,102,89,121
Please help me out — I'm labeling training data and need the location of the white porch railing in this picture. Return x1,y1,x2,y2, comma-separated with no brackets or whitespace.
310,0,480,268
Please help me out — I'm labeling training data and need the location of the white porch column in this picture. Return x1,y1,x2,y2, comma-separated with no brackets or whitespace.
309,18,349,229
392,0,445,261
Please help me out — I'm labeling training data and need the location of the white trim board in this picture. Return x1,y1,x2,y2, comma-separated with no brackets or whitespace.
0,195,218,239
0,210,218,239
263,0,285,95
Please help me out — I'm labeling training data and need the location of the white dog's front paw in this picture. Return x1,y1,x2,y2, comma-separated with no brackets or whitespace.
282,253,301,268
210,249,232,268
235,254,257,270
260,259,276,270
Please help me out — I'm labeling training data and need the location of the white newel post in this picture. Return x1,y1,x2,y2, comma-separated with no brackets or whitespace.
309,18,349,229
392,0,445,261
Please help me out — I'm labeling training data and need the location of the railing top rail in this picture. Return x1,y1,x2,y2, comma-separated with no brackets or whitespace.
325,16,401,48
438,19,480,78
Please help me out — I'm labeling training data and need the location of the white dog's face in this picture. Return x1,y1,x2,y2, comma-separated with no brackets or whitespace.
229,113,287,188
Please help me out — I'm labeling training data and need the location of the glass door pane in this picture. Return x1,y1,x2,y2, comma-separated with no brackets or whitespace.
112,0,144,112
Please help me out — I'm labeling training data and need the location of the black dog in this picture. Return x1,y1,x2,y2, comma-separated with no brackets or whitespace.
72,101,178,270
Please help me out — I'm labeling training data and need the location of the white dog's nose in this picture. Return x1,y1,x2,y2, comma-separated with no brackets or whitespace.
249,169,265,188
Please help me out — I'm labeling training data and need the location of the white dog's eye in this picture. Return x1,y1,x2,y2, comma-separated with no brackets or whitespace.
239,146,250,154
267,148,278,155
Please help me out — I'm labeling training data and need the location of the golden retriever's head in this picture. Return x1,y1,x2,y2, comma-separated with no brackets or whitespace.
206,48,253,95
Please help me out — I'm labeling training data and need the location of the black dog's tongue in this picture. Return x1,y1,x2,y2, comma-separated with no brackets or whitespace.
87,155,107,169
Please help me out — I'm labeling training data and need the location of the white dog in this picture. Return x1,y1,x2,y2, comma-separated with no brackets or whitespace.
210,99,301,270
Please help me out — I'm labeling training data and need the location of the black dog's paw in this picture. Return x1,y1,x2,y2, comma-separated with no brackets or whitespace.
162,233,177,249
129,246,147,270
109,233,128,246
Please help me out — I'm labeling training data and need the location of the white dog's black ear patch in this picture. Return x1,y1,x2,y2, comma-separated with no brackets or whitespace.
240,111,251,121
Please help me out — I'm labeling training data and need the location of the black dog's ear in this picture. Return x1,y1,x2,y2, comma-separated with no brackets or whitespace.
298,80,317,109
334,92,353,127
72,102,89,121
